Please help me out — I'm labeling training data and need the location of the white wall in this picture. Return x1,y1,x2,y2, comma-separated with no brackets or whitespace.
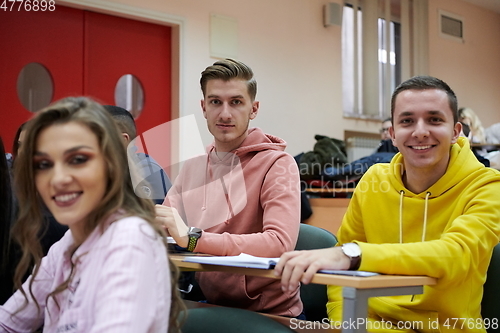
60,0,500,157
429,0,500,127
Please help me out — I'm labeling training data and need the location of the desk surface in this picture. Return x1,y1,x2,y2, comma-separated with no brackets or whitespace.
471,143,500,151
470,143,500,147
171,254,436,289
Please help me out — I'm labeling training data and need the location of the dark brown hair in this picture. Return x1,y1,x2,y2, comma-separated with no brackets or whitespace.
391,76,458,124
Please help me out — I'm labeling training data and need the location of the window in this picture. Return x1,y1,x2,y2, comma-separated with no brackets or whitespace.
341,0,427,120
378,16,401,116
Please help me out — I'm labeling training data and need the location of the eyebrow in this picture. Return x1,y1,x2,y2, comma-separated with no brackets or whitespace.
207,94,245,99
34,145,94,157
397,110,446,118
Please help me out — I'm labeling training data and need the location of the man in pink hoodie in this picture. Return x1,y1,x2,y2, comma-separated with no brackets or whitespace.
156,59,303,317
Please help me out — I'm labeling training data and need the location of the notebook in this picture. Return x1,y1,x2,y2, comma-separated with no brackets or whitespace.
182,253,379,276
183,253,279,269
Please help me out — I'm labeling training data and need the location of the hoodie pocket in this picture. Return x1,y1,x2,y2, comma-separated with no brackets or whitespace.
370,297,441,332
197,271,262,309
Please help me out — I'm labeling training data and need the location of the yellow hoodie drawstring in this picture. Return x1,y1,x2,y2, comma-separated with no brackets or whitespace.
399,190,430,303
422,192,430,242
399,190,404,243
398,190,431,243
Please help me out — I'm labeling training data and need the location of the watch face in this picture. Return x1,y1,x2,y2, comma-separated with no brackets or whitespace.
189,227,202,238
343,243,361,257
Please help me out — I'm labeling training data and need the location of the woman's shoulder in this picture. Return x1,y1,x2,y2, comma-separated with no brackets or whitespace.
104,215,161,245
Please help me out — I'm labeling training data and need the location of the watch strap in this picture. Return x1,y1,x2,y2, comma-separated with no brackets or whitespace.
187,227,202,252
349,254,361,270
187,236,198,252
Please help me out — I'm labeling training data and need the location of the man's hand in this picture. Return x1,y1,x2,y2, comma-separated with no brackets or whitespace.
155,205,190,248
273,247,350,292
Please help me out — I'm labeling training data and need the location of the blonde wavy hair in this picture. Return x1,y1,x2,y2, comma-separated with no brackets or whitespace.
458,107,486,144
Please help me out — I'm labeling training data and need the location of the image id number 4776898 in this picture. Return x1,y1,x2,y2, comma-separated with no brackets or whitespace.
1,0,55,11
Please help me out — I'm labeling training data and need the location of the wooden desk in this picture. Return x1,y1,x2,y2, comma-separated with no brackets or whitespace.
171,254,436,333
471,143,500,152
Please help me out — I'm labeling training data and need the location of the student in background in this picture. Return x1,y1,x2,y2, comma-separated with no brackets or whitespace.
11,122,27,162
0,97,183,332
12,121,69,255
377,117,399,154
457,107,500,146
5,122,27,170
322,118,398,181
0,123,68,304
458,107,500,169
0,137,16,304
156,59,303,318
275,76,500,332
379,117,392,140
4,122,27,176
459,107,486,144
460,121,490,167
103,105,172,204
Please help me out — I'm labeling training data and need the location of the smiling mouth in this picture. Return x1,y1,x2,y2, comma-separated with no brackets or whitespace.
410,145,433,150
53,192,82,203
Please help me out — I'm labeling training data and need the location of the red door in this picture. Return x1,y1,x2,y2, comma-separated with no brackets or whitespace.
84,11,172,140
0,7,172,160
0,6,84,149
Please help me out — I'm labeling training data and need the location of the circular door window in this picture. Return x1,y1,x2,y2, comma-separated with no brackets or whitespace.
114,74,145,119
17,62,54,112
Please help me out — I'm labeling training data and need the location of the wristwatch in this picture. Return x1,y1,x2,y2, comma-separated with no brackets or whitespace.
341,243,362,270
186,227,203,252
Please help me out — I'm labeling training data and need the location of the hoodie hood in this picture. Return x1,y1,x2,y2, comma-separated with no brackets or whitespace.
388,137,483,242
206,127,287,158
389,136,482,198
195,128,288,223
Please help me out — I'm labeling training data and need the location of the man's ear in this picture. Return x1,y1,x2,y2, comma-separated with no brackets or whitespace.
451,122,462,144
201,99,207,119
122,133,130,143
249,101,259,120
389,125,397,147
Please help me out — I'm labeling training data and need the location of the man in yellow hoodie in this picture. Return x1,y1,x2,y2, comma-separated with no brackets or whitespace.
275,76,500,332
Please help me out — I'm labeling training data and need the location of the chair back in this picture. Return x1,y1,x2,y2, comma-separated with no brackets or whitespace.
295,223,338,321
482,243,500,333
181,306,295,333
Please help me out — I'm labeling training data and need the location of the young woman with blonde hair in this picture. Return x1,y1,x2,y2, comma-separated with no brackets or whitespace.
458,107,486,143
